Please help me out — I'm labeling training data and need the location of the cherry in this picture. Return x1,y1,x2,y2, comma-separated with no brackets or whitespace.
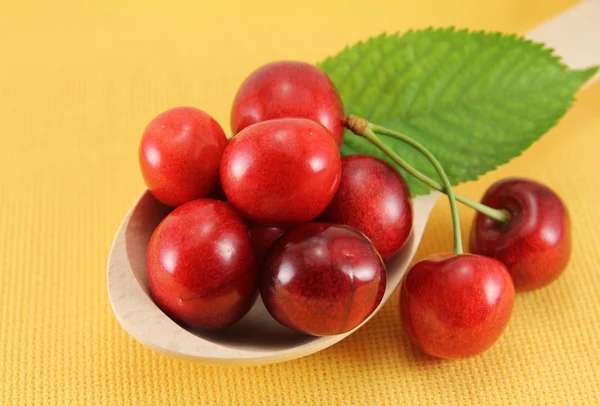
220,118,342,226
231,60,346,145
249,226,286,264
470,178,571,291
146,199,258,330
320,155,413,260
400,254,515,359
261,223,386,336
139,107,228,207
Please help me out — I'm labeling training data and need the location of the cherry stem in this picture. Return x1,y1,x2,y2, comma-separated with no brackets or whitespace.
344,116,509,224
363,126,463,255
348,119,463,255
369,124,510,226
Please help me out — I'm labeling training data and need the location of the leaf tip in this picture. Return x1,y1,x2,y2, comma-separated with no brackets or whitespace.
581,65,599,81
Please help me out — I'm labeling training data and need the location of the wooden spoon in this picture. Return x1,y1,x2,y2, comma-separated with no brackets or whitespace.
107,190,439,366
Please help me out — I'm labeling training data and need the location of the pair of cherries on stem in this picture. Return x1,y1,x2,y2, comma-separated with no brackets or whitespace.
347,116,572,358
400,177,571,358
140,60,571,359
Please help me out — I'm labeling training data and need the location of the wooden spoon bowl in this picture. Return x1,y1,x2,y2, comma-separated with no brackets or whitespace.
107,190,439,366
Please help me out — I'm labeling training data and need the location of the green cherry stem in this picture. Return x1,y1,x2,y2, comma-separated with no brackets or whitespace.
345,116,463,255
344,115,509,224
369,123,509,224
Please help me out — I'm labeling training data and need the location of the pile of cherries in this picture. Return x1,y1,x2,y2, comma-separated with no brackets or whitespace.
139,61,571,359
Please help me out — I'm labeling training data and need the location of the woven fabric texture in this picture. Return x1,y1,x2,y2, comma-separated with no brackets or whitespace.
1,0,598,404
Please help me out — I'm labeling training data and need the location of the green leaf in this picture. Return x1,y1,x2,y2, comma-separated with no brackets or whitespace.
318,29,598,196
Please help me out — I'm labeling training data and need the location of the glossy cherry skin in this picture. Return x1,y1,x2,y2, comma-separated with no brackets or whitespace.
249,226,286,264
261,223,386,336
231,60,346,145
470,178,571,291
146,199,258,330
320,155,413,260
220,118,342,226
139,107,228,207
400,254,515,359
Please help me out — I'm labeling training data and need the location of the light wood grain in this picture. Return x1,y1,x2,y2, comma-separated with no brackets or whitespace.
107,191,440,366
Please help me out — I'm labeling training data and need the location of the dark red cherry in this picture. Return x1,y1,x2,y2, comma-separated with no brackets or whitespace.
146,199,258,330
470,178,571,291
231,60,346,145
320,155,413,260
400,254,515,359
220,118,342,226
249,226,286,264
139,107,228,207
261,223,386,336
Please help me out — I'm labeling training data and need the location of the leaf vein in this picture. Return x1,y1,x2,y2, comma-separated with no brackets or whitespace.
426,43,481,111
402,44,457,117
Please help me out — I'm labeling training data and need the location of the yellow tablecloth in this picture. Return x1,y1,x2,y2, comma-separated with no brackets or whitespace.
1,0,599,404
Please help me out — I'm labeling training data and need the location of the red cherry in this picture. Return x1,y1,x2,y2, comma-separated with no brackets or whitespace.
320,155,413,260
231,60,346,145
400,254,515,359
249,226,286,263
220,118,342,226
261,223,386,336
469,178,571,291
146,199,258,330
139,107,228,207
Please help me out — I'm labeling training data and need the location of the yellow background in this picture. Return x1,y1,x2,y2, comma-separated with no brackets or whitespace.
1,0,599,404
